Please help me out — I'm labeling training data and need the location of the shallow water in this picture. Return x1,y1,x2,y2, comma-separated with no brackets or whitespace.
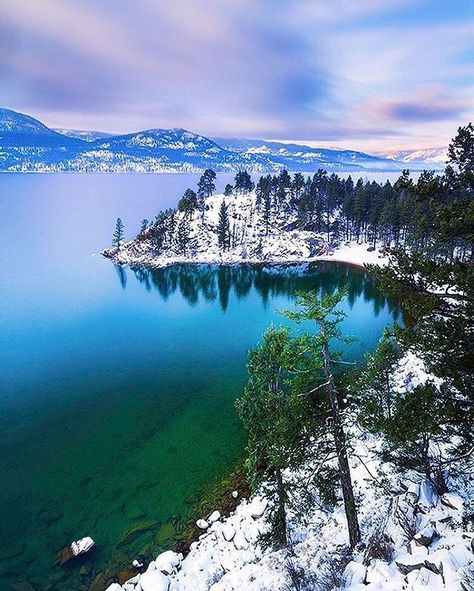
0,174,402,590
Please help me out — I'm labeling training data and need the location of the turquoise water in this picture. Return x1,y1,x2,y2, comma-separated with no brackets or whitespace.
0,175,401,590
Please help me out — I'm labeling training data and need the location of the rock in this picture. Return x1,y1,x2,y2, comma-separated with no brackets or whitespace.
405,483,420,506
222,524,236,542
343,561,366,586
155,550,182,575
233,529,248,550
105,585,123,591
138,570,169,591
414,527,437,546
406,567,444,590
88,573,106,591
249,498,268,519
11,582,36,591
196,519,209,530
440,493,463,511
395,553,426,575
407,541,429,556
207,510,221,523
231,491,239,499
132,558,145,570
418,480,436,511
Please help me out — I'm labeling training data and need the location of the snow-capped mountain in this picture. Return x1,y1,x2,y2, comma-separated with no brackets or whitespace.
376,147,447,165
213,137,424,172
0,107,442,173
53,128,113,142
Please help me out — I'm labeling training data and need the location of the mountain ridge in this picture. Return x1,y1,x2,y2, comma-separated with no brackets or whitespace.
0,107,443,173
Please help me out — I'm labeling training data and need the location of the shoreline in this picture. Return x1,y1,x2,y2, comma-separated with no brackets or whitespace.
101,245,388,273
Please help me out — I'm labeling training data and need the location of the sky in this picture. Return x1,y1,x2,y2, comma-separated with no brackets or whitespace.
0,0,473,151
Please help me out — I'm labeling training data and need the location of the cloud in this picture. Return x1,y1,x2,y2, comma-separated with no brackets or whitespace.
0,0,472,150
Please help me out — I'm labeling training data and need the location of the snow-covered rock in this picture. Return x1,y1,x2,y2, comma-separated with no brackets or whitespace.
196,519,209,530
138,569,170,591
155,551,182,575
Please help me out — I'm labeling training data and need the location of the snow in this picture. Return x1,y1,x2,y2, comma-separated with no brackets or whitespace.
108,351,473,591
103,191,389,270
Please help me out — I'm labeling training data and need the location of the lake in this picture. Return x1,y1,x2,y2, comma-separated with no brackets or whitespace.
0,174,402,590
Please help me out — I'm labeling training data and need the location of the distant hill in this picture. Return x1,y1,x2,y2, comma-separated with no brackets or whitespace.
376,147,447,165
0,107,443,173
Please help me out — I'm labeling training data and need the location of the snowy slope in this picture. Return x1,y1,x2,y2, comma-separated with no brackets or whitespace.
102,190,387,269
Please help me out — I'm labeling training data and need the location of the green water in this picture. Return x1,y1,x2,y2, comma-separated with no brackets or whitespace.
0,175,402,590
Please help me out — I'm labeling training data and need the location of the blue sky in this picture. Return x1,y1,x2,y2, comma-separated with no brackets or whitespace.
0,0,472,150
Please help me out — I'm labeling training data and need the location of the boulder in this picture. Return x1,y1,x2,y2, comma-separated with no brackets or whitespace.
440,493,463,511
138,570,169,591
395,553,426,575
207,511,221,524
233,529,248,550
405,483,420,506
343,561,366,586
231,491,239,499
222,524,236,542
413,527,437,547
155,551,182,575
249,498,268,519
105,585,123,591
406,567,444,591
196,519,209,530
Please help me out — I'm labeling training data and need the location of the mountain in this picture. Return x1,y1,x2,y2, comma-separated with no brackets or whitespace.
0,107,441,173
376,147,447,165
213,137,418,172
53,128,113,142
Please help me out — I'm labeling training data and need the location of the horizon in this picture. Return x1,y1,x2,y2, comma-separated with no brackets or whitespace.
1,1,473,151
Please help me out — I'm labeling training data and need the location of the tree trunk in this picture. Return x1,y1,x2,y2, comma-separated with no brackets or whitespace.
321,339,361,549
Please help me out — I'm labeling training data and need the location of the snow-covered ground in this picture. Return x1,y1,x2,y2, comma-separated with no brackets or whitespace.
102,191,388,269
105,353,473,591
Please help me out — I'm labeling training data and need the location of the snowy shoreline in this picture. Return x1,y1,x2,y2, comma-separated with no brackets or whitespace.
103,359,473,591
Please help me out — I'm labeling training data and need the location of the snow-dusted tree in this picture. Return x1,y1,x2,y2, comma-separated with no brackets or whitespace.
217,200,230,251
178,189,198,217
283,290,361,549
176,217,191,255
112,217,124,247
224,184,234,197
236,326,308,549
197,168,216,198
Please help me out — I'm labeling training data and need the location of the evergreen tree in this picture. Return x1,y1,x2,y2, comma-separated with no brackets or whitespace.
178,189,198,217
176,217,191,255
112,217,124,246
283,290,361,549
236,327,308,549
139,218,149,235
224,184,234,197
197,168,216,198
217,199,230,250
367,123,474,475
234,170,254,194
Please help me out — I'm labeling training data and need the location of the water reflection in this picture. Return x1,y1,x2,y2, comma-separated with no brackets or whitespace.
119,262,402,319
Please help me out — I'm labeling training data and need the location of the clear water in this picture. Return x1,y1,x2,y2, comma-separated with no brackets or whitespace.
0,174,402,590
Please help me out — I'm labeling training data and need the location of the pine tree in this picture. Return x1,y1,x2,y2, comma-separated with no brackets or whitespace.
236,327,308,549
112,217,124,247
224,184,234,197
197,168,216,198
234,170,254,194
176,217,191,255
217,199,230,250
283,290,361,549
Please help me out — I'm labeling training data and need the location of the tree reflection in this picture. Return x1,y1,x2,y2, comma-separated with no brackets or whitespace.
124,262,403,320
